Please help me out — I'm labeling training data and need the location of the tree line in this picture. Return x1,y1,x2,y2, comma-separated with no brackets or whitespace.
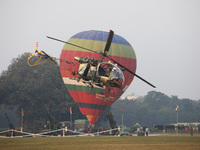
0,53,199,132
111,91,200,128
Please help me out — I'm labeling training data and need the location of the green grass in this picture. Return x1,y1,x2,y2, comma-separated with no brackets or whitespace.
0,136,200,150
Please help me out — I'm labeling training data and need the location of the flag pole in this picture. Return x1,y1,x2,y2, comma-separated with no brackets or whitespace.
122,107,124,132
177,110,178,135
21,115,23,132
21,108,24,132
122,112,123,130
70,106,72,129
175,104,179,135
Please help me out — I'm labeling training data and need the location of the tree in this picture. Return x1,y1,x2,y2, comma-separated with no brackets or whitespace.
0,53,81,132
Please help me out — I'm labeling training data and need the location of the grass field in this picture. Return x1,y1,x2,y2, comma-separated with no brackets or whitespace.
0,136,200,150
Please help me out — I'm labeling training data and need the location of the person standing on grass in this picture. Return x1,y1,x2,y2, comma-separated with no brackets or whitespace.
190,127,193,136
145,128,149,136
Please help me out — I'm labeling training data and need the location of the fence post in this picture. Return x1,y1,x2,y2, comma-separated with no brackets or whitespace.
11,129,13,137
63,128,65,137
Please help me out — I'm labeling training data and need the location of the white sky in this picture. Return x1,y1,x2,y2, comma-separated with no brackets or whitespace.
1,0,200,100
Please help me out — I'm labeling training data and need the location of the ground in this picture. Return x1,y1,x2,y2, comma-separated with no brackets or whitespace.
0,135,200,150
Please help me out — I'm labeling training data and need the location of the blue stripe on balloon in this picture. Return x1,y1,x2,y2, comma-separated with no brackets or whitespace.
71,30,131,46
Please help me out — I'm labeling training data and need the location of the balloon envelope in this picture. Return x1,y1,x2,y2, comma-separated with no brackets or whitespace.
60,30,136,124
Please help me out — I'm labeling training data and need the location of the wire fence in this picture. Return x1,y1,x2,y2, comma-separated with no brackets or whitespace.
0,128,119,138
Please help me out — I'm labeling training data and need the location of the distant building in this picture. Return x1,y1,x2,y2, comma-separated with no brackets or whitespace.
121,92,141,100
153,122,200,132
74,119,90,132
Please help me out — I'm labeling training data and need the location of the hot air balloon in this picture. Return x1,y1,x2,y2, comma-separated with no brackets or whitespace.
28,30,155,125
60,30,136,125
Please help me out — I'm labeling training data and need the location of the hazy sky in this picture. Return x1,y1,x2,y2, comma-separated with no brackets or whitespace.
1,0,200,100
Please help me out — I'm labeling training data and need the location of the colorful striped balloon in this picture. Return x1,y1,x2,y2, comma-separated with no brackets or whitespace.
60,30,136,125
